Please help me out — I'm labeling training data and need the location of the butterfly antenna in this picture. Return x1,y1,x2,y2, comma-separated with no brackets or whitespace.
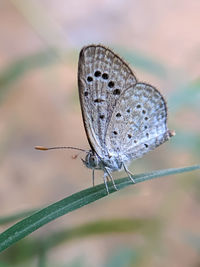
35,146,88,153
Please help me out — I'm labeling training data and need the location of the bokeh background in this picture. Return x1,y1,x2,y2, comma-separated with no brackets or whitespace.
0,0,200,266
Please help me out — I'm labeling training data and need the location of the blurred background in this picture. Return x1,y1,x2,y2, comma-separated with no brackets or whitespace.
0,0,200,266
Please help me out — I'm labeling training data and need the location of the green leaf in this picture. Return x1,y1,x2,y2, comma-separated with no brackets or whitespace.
0,165,199,252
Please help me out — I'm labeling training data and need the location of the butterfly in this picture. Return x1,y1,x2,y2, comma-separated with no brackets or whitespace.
36,44,175,193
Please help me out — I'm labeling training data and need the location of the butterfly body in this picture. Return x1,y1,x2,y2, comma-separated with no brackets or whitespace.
78,44,175,192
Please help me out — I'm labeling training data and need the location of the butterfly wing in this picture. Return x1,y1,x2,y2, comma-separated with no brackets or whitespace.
78,45,137,157
106,83,172,161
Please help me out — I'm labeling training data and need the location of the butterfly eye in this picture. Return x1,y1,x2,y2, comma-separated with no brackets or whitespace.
90,156,95,162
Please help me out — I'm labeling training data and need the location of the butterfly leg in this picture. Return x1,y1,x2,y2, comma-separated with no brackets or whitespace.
123,163,136,183
106,175,112,182
103,173,110,194
104,167,118,191
92,169,95,187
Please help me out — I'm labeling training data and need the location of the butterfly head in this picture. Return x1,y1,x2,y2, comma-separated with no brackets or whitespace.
82,150,102,170
82,150,124,172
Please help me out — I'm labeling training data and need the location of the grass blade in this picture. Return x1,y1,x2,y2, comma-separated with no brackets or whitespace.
0,209,37,225
0,165,199,252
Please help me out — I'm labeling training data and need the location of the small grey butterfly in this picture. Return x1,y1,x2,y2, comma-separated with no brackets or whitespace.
36,44,175,193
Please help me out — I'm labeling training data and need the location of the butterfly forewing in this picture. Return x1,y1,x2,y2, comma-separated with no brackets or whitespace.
78,45,137,157
106,83,169,161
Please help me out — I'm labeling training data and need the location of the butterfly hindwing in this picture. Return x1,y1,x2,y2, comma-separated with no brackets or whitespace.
106,83,170,161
